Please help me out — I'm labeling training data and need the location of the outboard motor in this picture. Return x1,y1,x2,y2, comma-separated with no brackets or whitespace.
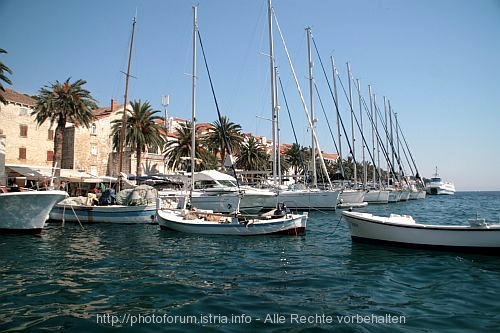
275,202,288,217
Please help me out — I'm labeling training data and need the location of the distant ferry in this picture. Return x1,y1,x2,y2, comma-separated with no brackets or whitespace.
425,168,455,195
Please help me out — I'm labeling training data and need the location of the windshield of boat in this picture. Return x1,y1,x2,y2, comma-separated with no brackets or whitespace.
194,179,236,189
430,177,442,182
218,180,237,187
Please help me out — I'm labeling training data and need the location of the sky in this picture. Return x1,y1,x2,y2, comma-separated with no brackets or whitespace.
1,0,499,191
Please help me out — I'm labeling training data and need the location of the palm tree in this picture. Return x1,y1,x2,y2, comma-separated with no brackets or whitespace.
236,137,269,172
0,48,13,104
163,122,216,172
204,116,243,169
110,100,165,176
32,78,97,183
284,143,309,177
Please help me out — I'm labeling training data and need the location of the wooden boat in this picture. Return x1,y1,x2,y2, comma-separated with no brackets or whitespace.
49,185,158,224
50,202,157,224
0,189,67,234
342,211,500,254
157,203,307,236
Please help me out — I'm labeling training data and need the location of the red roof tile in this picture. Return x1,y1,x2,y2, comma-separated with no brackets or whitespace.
0,89,35,106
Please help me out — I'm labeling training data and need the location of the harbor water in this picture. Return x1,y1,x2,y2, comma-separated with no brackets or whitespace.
1,191,499,332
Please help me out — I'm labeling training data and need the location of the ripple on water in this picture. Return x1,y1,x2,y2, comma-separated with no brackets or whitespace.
1,193,500,332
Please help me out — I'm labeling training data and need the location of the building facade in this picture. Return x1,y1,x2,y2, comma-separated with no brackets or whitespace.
0,89,54,168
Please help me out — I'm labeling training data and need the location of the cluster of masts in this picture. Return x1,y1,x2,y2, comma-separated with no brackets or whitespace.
267,0,423,192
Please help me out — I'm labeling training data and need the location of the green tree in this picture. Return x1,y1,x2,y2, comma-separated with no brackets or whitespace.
111,100,165,176
204,116,243,169
0,48,13,104
235,137,269,171
163,122,216,172
32,78,97,183
284,143,309,177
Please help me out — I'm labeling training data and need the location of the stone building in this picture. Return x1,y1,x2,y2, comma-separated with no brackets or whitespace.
63,99,129,177
0,89,54,168
0,89,131,183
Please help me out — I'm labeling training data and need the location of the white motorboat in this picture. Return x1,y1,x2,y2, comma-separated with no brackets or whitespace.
343,211,500,254
425,168,455,195
191,170,276,214
157,203,307,236
0,189,67,234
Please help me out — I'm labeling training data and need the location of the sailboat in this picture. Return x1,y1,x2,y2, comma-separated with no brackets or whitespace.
156,5,308,235
49,16,158,224
362,86,389,204
263,10,340,211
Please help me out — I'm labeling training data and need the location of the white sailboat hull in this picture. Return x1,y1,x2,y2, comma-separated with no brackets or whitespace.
270,189,340,210
363,190,389,204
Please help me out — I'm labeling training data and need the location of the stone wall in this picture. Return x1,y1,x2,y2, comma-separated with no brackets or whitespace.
0,101,54,167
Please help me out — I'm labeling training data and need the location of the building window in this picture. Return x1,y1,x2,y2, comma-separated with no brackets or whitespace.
20,125,28,138
90,123,97,135
48,129,54,140
90,165,98,176
91,145,98,155
19,147,26,160
47,151,54,161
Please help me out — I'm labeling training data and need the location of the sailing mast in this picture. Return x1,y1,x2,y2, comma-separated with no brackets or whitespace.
347,62,357,188
331,56,344,185
368,85,376,187
306,27,317,188
357,79,366,189
274,66,282,184
190,5,198,198
118,16,136,190
268,0,278,186
373,93,381,188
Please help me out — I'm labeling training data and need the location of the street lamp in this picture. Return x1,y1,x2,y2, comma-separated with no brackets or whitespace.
161,95,170,132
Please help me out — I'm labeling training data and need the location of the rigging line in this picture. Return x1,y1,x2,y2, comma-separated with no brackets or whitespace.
335,66,397,184
278,76,299,145
313,81,341,168
394,113,422,181
278,75,308,179
196,29,240,191
334,67,385,183
311,36,355,174
272,8,332,187
354,83,407,183
332,215,343,235
371,99,401,182
371,97,403,178
390,111,414,177
360,92,400,183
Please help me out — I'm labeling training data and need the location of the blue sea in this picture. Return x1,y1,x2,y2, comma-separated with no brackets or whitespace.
1,191,499,332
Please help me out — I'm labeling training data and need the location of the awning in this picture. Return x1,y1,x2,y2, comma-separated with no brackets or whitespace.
5,164,101,182
5,164,54,179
